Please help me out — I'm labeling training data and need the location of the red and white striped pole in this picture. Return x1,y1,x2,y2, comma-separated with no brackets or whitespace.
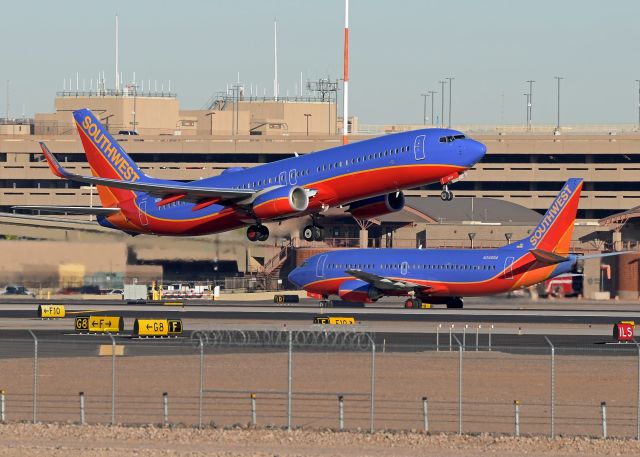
343,0,349,144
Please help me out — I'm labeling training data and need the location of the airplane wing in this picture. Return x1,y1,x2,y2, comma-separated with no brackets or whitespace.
346,269,434,293
11,206,120,216
39,142,254,203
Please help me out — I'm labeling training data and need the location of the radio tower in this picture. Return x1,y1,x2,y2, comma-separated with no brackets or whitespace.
342,0,349,144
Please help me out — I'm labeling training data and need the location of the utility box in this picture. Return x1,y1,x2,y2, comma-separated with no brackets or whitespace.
124,284,147,301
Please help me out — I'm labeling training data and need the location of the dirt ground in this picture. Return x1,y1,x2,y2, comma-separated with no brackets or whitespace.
1,423,640,457
0,347,638,438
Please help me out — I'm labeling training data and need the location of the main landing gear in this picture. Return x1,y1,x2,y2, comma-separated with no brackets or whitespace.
440,184,454,201
247,224,269,242
404,297,423,309
446,297,464,309
302,224,324,242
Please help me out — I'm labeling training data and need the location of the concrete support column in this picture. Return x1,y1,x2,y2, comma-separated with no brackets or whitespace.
359,228,368,248
582,259,601,300
613,231,622,251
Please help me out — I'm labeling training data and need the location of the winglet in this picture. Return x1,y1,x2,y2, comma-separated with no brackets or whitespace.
39,142,73,179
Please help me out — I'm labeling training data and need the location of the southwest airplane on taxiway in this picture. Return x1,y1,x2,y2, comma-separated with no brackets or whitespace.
14,109,486,242
288,178,624,308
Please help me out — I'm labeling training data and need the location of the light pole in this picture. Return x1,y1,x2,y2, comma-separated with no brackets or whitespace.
554,76,564,131
421,93,429,125
526,80,535,131
429,90,436,126
304,113,312,136
524,93,530,128
439,80,446,127
446,77,455,127
636,80,640,131
131,83,138,133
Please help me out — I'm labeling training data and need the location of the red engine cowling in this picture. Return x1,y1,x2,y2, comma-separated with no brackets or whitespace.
252,186,309,220
348,192,405,220
338,279,382,303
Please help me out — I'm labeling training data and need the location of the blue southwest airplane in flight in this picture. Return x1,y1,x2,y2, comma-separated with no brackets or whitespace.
288,178,624,307
15,108,486,242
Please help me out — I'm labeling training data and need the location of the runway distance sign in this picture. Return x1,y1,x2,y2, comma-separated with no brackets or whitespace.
75,315,124,333
313,316,356,325
38,304,66,319
133,319,183,337
168,319,183,335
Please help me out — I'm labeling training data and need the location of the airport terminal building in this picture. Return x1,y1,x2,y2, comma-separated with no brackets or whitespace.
1,90,640,299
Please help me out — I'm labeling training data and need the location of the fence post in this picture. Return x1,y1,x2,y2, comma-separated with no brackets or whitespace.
163,392,169,427
287,330,292,431
601,401,607,439
463,324,467,349
422,396,429,433
436,324,440,351
489,325,493,351
452,334,463,434
79,392,85,425
338,395,344,431
449,324,454,351
107,333,116,425
514,400,520,437
27,330,37,424
544,336,555,438
250,393,257,426
198,334,204,428
476,325,480,352
0,390,5,422
369,335,376,433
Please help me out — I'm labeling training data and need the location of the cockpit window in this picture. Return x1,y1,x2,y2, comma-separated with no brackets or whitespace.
439,134,466,143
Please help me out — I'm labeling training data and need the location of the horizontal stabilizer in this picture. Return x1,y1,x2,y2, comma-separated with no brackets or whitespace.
11,206,120,216
529,249,570,265
580,251,633,260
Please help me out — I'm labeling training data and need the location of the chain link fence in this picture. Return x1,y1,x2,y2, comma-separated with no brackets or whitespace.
0,328,639,438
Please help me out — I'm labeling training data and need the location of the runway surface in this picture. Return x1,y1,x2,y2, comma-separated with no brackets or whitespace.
0,328,634,358
1,296,638,355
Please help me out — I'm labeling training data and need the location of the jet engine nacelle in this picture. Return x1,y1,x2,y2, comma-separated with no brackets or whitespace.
338,279,383,303
348,192,405,220
252,186,309,220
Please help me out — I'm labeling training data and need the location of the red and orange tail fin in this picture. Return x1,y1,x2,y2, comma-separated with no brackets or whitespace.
519,178,583,255
72,108,147,207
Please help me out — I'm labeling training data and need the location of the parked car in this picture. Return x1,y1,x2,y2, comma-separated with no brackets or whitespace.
2,285,34,297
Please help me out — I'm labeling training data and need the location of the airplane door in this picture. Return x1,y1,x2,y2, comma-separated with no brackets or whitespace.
504,256,514,280
289,169,297,185
316,254,328,278
401,261,409,275
138,200,149,227
278,171,287,185
414,135,426,161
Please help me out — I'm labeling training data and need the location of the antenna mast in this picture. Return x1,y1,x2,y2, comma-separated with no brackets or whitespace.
274,19,278,102
115,14,119,93
343,0,349,144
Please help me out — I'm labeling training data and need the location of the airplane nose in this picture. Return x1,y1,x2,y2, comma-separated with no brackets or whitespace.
467,140,487,166
288,268,303,288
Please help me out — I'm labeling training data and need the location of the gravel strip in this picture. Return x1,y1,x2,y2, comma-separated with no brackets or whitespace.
1,423,640,456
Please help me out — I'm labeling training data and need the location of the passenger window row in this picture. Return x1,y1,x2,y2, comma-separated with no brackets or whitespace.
234,145,410,190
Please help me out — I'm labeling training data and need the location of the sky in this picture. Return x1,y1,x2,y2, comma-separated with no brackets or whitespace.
1,0,639,126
